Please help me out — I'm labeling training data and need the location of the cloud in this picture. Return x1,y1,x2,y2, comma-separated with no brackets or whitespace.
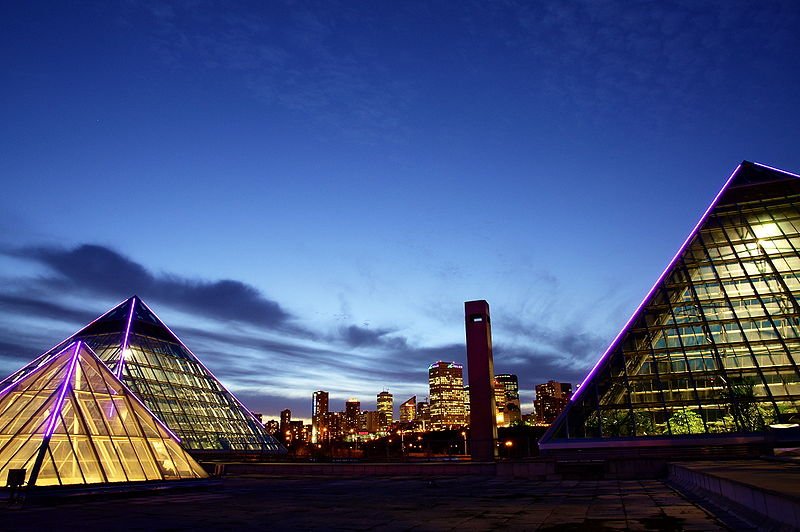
0,293,99,326
0,241,606,416
339,324,409,350
11,244,292,329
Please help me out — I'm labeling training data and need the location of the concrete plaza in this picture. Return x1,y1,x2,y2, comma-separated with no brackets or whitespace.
3,475,731,531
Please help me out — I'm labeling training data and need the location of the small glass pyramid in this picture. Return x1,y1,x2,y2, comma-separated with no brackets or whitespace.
0,341,207,487
541,161,800,448
1,297,284,453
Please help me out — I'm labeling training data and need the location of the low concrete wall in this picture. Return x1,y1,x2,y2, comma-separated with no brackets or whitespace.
213,461,557,479
669,462,800,529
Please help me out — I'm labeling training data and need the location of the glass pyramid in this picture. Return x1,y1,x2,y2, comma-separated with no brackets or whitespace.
1,297,284,454
541,161,800,448
0,341,207,487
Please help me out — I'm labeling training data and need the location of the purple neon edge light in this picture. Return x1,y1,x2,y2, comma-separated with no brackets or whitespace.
43,341,82,438
569,163,744,404
115,296,137,379
752,161,800,179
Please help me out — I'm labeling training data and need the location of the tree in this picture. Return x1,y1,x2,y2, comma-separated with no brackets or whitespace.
722,379,775,432
667,409,705,435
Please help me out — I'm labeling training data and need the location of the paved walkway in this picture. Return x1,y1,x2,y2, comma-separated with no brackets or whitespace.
3,476,727,531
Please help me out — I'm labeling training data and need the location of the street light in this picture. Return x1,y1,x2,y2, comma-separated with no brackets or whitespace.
461,431,467,455
397,430,405,457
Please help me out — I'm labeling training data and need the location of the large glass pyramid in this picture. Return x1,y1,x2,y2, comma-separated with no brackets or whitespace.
541,161,800,448
0,340,207,487
1,297,284,454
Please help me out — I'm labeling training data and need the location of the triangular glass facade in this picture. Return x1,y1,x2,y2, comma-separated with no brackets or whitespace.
2,297,284,453
0,341,207,487
541,162,800,447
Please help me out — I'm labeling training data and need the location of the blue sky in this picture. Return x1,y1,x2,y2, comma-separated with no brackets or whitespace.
1,1,800,420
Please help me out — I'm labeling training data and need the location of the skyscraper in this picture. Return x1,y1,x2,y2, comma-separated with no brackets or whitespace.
428,361,467,429
533,381,572,425
496,374,522,426
280,408,292,443
363,410,381,433
312,390,329,444
377,390,393,429
541,161,800,452
344,398,361,433
400,395,417,423
416,400,431,431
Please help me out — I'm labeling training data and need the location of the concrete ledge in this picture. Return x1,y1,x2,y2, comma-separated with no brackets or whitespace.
214,460,555,479
668,460,800,529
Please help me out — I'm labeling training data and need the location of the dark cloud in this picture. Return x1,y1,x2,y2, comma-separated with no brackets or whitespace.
339,325,408,350
178,325,442,387
0,242,605,417
12,244,292,329
0,293,99,326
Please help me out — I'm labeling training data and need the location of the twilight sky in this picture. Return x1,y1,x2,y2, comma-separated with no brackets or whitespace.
2,1,800,420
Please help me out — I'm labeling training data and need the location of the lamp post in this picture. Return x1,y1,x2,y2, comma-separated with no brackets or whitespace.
461,431,467,455
397,430,405,458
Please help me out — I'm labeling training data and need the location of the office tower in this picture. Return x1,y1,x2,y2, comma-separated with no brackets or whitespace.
400,396,417,423
493,379,507,426
416,401,431,430
313,391,329,417
363,410,381,433
428,361,467,429
0,296,283,454
534,381,572,425
312,390,329,443
324,411,343,441
496,373,522,426
344,398,361,433
463,385,471,417
377,390,393,428
541,162,800,452
264,419,280,435
280,408,292,443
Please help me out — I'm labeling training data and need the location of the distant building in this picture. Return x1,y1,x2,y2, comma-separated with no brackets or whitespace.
416,401,431,430
286,420,305,445
344,398,361,434
377,391,393,429
264,419,280,436
400,396,417,423
493,379,506,426
428,361,467,429
463,385,470,418
496,374,522,426
280,409,292,434
363,410,381,433
534,381,572,425
320,411,343,442
279,409,296,445
312,390,329,443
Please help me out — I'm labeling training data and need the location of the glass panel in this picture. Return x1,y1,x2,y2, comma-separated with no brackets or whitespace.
546,167,800,442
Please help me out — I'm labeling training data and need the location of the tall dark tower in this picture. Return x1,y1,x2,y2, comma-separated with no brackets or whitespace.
465,300,497,461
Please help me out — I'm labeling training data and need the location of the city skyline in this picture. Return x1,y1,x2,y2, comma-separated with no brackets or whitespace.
2,2,800,420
